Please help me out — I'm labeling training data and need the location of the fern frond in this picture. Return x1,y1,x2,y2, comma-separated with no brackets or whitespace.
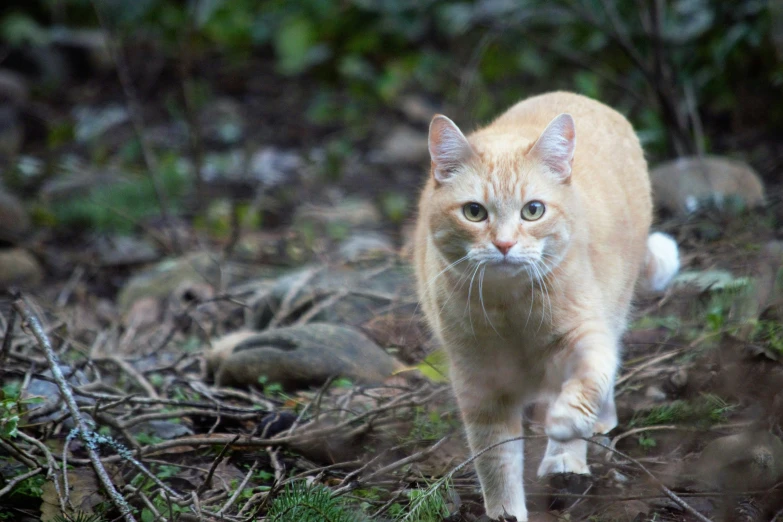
267,481,359,522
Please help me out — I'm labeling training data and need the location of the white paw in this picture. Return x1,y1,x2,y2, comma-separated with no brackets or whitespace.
537,453,590,477
545,399,595,442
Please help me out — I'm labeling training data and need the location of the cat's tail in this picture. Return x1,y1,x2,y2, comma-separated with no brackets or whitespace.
643,232,680,292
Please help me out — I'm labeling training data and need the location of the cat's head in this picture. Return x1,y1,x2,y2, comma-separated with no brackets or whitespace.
425,113,577,279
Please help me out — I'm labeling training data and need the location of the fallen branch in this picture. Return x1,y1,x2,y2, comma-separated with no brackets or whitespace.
13,297,137,522
583,437,714,522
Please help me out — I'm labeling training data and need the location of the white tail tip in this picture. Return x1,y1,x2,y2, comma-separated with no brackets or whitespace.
645,232,679,292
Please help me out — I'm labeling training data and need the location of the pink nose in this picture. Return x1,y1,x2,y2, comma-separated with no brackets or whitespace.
493,240,517,256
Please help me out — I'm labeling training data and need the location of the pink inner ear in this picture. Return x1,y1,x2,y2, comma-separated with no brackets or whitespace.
531,114,575,181
429,115,472,182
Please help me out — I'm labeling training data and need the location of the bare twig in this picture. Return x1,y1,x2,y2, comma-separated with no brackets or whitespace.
0,296,17,366
90,1,178,253
216,460,258,516
0,467,43,498
198,435,239,495
334,436,450,495
583,437,714,522
13,297,137,522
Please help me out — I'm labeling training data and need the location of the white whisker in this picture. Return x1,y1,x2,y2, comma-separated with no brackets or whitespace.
478,263,503,338
465,262,482,338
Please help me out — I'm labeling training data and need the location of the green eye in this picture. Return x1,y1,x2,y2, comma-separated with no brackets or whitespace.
522,201,545,221
463,202,488,222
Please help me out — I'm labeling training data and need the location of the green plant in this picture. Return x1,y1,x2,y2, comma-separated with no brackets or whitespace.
752,320,783,357
397,478,453,522
266,481,359,522
638,432,657,451
45,153,190,233
630,393,736,427
0,386,43,439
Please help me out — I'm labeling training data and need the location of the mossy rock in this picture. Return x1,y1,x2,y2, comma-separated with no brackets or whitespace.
206,323,403,389
252,261,416,328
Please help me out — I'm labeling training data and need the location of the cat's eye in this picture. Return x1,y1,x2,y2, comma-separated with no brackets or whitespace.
521,201,545,221
463,202,488,222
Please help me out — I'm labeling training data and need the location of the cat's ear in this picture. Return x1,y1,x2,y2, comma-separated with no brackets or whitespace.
529,113,576,183
429,115,474,183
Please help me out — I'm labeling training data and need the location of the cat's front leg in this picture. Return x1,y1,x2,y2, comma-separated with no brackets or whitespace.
457,388,527,521
546,329,619,442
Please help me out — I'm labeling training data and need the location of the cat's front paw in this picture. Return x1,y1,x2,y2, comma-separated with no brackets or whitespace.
537,453,589,477
545,398,595,442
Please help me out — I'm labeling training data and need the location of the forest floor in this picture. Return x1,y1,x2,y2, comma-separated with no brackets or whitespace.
1,54,783,522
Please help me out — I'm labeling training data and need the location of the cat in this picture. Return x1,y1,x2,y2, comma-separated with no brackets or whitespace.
412,91,679,520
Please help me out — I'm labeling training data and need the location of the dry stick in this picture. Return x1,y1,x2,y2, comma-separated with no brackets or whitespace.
16,431,67,513
333,436,450,496
12,299,137,522
90,1,177,253
197,435,239,495
106,356,161,399
583,437,713,522
268,266,324,328
0,437,40,469
216,460,258,516
0,297,17,366
0,467,43,498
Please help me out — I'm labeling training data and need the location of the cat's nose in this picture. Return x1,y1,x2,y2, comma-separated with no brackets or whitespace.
493,240,517,256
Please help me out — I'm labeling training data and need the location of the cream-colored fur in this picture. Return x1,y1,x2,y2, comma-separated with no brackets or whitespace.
413,91,678,520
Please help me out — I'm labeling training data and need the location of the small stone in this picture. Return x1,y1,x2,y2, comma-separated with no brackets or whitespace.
650,155,765,217
295,198,381,229
398,94,439,125
670,368,688,389
695,431,783,491
609,468,630,484
94,235,159,266
72,104,129,143
645,385,667,402
338,232,395,262
371,125,429,164
587,435,612,460
130,420,193,440
0,248,43,288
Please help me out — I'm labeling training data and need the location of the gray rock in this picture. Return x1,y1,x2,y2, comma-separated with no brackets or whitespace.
117,252,222,314
694,431,783,491
130,420,193,440
117,252,280,315
370,125,429,164
206,323,403,389
650,155,765,217
398,94,439,125
199,99,244,145
0,248,43,288
26,366,94,426
201,147,302,187
94,235,159,267
50,28,112,72
645,385,667,402
338,232,395,262
252,261,415,328
72,104,129,143
295,198,381,229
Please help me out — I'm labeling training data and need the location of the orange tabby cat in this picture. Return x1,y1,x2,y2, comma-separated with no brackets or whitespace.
413,91,679,520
